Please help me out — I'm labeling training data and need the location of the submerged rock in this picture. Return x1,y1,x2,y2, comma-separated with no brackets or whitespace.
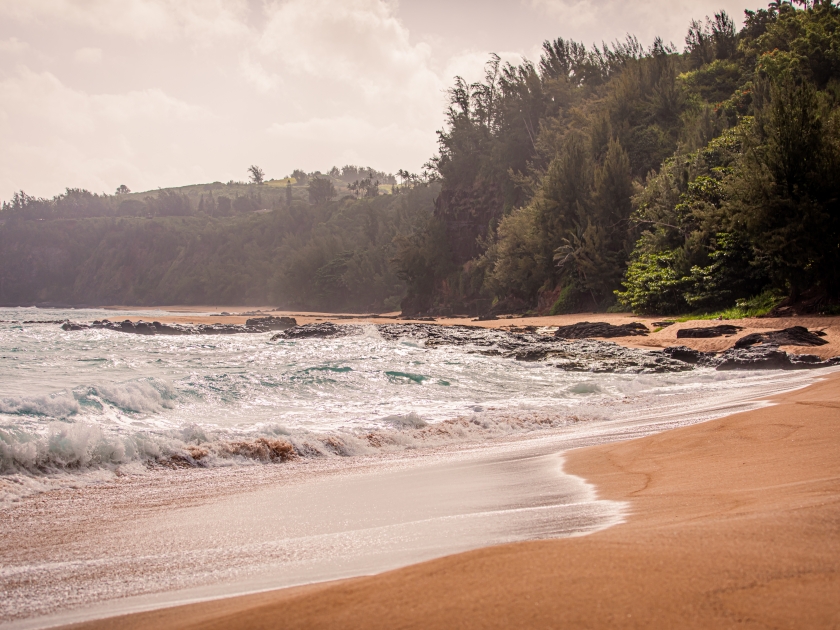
554,321,649,339
272,322,358,340
677,324,742,338
245,316,297,331
733,326,828,349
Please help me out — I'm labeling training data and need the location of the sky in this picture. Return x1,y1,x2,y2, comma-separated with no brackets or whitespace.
0,0,765,200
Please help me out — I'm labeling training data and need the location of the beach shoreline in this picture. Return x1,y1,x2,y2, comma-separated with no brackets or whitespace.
58,370,840,630
77,306,840,359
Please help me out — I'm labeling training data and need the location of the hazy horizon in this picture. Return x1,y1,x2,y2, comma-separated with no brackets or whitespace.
1,0,762,200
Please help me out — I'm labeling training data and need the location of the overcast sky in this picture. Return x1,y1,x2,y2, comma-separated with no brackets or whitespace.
0,0,764,200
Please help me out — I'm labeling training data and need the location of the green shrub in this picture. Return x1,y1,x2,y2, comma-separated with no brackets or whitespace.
550,285,579,315
615,251,690,314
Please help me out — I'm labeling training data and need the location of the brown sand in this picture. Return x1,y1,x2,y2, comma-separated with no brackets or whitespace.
101,306,840,359
69,371,840,629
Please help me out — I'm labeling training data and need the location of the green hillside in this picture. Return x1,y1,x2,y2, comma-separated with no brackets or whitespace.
3,2,839,315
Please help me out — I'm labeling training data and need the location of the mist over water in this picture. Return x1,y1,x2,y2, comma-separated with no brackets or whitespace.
0,307,821,496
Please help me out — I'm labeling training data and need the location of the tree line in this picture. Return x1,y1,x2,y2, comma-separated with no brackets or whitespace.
394,1,840,316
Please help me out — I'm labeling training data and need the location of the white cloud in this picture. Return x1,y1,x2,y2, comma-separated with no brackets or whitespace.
253,0,442,123
0,37,29,55
0,66,216,196
266,115,435,175
0,0,252,44
73,47,102,64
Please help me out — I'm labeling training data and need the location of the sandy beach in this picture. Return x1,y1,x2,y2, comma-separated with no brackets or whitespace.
63,368,840,629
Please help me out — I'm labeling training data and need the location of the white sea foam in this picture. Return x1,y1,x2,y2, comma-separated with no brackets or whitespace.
0,306,834,502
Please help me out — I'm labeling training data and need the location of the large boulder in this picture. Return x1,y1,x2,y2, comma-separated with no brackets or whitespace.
676,324,742,338
715,346,840,370
733,326,828,349
554,322,649,339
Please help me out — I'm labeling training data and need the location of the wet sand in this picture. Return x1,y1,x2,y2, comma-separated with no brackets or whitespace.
66,371,840,629
103,306,840,360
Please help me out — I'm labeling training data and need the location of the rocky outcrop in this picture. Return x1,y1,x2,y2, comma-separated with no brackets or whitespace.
733,326,828,349
61,317,296,335
659,346,716,364
62,319,839,373
276,323,840,372
272,322,357,340
714,346,840,370
554,322,649,339
658,343,839,370
245,316,297,331
377,324,688,373
676,324,743,338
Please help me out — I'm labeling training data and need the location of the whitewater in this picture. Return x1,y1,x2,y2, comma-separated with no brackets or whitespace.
0,307,833,627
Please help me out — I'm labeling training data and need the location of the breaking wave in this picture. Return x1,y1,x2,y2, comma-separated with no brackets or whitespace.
1,307,829,503
0,404,590,477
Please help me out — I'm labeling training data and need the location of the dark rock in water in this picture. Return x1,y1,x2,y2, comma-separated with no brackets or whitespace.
376,323,688,373
150,321,190,335
714,345,840,370
61,318,285,336
733,326,828,349
677,324,742,338
660,342,839,370
61,321,89,331
554,322,649,339
245,316,297,331
272,322,357,340
65,317,835,373
659,346,716,364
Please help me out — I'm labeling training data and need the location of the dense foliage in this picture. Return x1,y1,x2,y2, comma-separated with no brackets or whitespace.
0,180,437,310
395,1,840,315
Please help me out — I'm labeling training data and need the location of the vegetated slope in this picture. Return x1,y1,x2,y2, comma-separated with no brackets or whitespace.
0,184,437,310
393,2,840,316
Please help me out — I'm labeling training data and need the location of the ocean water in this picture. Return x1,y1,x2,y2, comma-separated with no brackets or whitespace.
1,307,833,626
0,307,826,495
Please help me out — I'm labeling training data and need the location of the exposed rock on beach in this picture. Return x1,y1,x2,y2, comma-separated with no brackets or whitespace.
272,322,840,373
733,325,828,348
553,321,649,339
677,324,743,338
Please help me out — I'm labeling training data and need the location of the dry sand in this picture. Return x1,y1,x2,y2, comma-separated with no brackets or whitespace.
68,371,840,629
104,305,840,360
